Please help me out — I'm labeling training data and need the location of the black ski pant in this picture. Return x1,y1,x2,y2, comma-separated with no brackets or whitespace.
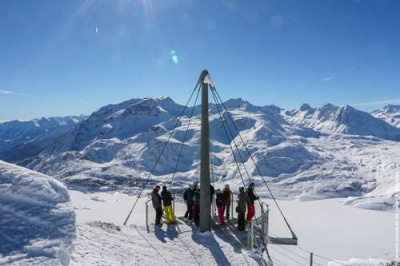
225,203,231,219
155,207,162,225
184,202,194,220
193,204,200,226
238,211,245,230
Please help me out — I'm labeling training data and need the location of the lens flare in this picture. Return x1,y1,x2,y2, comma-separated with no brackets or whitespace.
171,50,179,64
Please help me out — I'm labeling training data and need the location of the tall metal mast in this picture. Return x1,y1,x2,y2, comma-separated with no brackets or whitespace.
199,70,211,232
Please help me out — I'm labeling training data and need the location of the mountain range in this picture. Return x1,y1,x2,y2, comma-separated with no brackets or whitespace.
0,97,399,212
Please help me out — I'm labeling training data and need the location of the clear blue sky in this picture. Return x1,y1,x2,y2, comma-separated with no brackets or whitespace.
1,0,399,121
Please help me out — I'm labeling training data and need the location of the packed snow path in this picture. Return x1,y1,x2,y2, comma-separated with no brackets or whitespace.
71,220,261,266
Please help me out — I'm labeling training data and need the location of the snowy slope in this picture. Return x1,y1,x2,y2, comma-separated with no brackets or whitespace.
0,116,85,162
0,116,84,151
284,104,400,140
0,161,76,265
372,104,400,128
1,97,399,213
72,98,179,151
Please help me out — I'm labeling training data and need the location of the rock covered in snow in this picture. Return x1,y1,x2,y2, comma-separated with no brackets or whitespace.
0,160,76,265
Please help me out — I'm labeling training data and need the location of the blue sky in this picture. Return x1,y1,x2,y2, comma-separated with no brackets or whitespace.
1,0,399,121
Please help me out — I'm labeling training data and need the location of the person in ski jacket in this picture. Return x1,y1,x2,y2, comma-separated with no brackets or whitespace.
192,187,201,226
151,185,162,226
236,187,247,231
161,186,175,224
183,185,194,221
246,182,259,222
222,184,233,220
210,184,216,214
210,184,215,202
215,189,226,225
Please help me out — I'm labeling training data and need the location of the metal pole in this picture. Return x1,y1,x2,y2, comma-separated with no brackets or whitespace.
231,194,234,219
146,202,149,233
251,222,254,253
247,221,252,249
199,70,211,232
265,205,270,245
173,193,175,212
310,252,314,266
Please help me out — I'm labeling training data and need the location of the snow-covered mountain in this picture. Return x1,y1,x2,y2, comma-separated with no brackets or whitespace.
0,116,85,161
371,104,400,128
0,97,399,212
284,103,400,140
0,160,76,265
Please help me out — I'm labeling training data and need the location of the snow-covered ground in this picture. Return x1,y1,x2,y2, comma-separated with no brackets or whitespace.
0,161,76,266
0,159,397,265
69,189,397,266
70,190,262,266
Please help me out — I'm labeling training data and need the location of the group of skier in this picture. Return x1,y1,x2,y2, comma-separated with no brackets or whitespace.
182,181,217,226
214,184,233,226
215,182,258,230
151,185,176,227
151,181,259,230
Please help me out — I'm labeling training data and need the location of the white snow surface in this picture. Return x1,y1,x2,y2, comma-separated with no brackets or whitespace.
68,189,397,266
0,161,397,265
0,161,76,266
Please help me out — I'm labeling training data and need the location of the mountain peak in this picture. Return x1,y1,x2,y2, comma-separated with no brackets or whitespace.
154,96,172,101
223,98,248,108
299,103,313,111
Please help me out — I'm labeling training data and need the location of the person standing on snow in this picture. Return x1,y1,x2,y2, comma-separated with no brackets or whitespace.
183,184,194,221
236,187,247,231
210,184,216,214
192,186,201,226
161,185,176,224
246,182,259,223
152,185,163,227
215,189,226,225
222,184,233,220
